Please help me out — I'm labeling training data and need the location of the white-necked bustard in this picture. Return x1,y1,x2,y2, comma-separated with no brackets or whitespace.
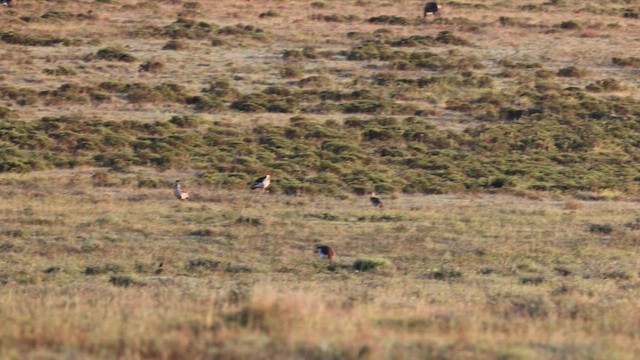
251,174,271,193
370,192,383,208
315,244,336,263
174,180,189,201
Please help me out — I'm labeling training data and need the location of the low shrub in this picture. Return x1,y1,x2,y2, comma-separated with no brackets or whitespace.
210,37,226,46
280,65,303,79
186,258,222,272
43,66,77,76
259,9,280,18
94,47,137,62
162,40,188,50
139,61,164,73
109,275,143,287
368,15,410,25
556,20,581,30
586,78,623,92
557,66,586,78
85,263,123,275
588,223,612,234
421,267,463,281
612,57,640,68
164,18,217,39
41,10,79,21
0,106,16,120
187,95,225,112
217,24,268,40
310,14,359,22
353,257,392,271
0,31,81,46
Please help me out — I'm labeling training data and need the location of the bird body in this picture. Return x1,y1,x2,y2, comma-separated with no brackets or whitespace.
174,180,189,200
315,245,336,262
370,192,383,208
251,175,271,192
423,2,443,18
155,262,163,275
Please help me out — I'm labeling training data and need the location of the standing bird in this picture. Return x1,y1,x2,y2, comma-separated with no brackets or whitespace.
154,262,164,275
370,192,383,208
423,2,443,18
250,174,271,193
315,245,336,263
174,180,189,201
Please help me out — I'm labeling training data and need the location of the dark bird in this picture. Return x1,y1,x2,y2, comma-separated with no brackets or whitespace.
251,174,271,193
154,262,163,275
1,0,14,8
174,180,189,201
423,2,443,18
370,192,383,208
315,245,336,262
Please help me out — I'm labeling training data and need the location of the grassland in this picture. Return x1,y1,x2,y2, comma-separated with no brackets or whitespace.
1,0,640,358
1,170,640,359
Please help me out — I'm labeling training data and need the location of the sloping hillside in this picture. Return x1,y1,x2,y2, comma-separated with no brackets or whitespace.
1,0,640,195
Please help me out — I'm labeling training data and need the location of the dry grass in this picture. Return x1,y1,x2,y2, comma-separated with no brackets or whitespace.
0,169,639,358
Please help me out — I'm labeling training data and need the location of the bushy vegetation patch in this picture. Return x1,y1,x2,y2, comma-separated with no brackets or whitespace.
368,15,412,26
40,9,97,22
585,78,623,92
92,47,137,62
421,266,463,281
557,66,587,78
0,78,26,99
96,82,189,104
353,257,393,271
346,41,483,70
43,66,77,76
163,18,217,39
217,24,268,41
555,20,581,30
612,56,640,68
259,10,280,19
0,31,81,46
139,61,164,73
311,14,359,23
0,99,639,194
388,31,472,47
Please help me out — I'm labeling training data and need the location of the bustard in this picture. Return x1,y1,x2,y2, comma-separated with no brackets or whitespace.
423,2,443,18
370,192,383,208
154,262,163,275
251,174,271,193
174,180,189,200
315,244,336,263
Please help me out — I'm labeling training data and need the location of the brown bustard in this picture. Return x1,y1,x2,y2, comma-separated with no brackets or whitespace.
315,244,336,263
